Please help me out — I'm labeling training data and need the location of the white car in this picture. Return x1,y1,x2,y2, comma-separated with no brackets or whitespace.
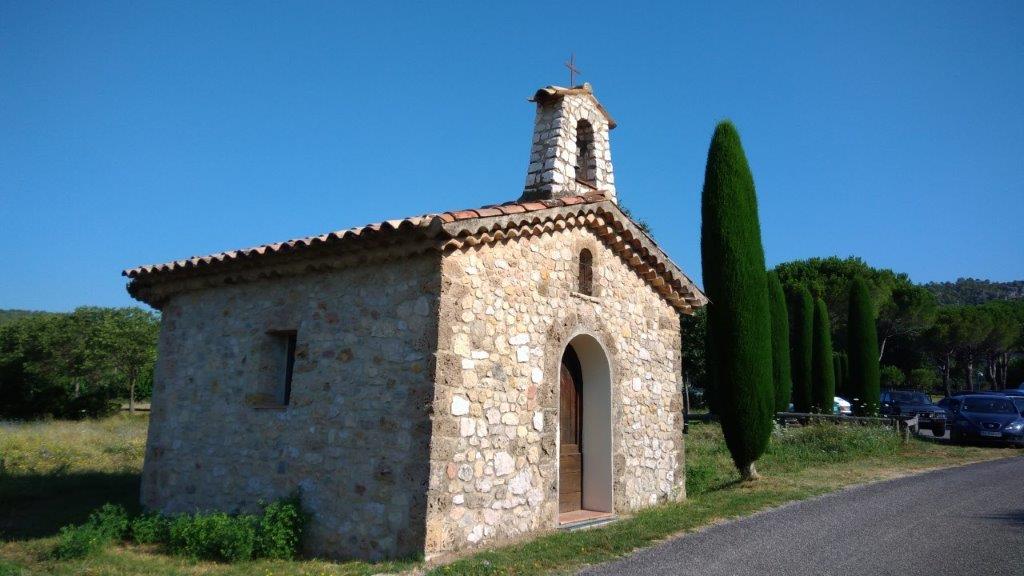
833,396,852,416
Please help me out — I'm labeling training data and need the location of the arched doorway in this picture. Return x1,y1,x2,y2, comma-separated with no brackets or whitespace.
558,334,613,523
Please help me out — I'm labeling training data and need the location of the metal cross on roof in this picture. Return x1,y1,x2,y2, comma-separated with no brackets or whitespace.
564,53,581,87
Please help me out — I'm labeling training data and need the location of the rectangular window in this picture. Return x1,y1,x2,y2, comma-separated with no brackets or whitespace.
267,330,297,406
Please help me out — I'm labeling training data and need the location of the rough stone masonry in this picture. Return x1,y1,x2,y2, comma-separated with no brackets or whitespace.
125,83,706,561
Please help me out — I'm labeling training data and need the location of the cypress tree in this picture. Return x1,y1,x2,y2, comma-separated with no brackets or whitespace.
700,121,774,480
847,277,881,415
811,298,836,413
788,285,814,413
833,353,845,398
766,271,792,413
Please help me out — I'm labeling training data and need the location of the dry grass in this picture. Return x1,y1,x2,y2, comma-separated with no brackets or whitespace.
0,415,147,476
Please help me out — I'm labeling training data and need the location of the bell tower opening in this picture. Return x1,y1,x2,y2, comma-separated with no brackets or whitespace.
574,120,596,187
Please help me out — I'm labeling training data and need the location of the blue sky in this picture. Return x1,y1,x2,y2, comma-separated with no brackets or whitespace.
2,1,1022,312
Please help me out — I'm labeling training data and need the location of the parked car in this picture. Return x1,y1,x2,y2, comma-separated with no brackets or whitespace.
946,394,1024,446
1000,389,1024,415
880,389,947,436
833,396,852,416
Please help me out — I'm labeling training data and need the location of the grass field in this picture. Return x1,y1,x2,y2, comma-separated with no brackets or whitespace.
0,415,1016,575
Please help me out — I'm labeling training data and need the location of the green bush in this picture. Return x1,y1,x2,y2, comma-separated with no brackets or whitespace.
130,512,170,545
908,368,940,392
52,503,129,559
256,495,307,560
58,496,306,563
169,512,257,562
880,365,906,388
88,503,129,540
54,524,110,559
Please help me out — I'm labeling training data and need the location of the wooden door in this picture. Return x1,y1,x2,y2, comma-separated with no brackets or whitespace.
559,354,583,513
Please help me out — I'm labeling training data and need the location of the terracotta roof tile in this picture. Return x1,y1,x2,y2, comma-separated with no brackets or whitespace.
123,194,607,279
498,204,526,214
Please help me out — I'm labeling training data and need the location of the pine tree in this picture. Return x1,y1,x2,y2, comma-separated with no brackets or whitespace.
700,121,774,480
811,298,836,413
788,285,814,413
767,271,792,413
847,277,881,415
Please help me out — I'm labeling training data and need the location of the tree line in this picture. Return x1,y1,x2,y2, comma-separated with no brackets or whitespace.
0,307,159,419
685,259,1024,404
694,120,1023,481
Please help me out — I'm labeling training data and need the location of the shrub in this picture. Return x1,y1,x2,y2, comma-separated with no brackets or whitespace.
169,512,257,562
256,494,307,560
908,368,940,392
699,120,774,480
880,365,906,388
52,495,308,563
130,513,170,545
88,503,129,540
54,524,110,559
52,503,129,559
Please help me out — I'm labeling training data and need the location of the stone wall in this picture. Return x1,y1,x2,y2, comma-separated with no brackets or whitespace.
141,253,441,560
425,225,684,555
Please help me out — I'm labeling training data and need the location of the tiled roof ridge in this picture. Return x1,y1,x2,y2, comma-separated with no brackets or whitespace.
122,193,607,278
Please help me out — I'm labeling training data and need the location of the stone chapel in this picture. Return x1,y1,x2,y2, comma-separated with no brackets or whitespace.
125,83,707,560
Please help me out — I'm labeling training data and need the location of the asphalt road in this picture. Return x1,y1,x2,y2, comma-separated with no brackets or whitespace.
581,456,1024,576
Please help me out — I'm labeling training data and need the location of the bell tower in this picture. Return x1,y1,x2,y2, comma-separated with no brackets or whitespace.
520,83,617,203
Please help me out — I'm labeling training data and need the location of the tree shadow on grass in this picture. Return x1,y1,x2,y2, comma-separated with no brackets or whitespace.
0,472,140,540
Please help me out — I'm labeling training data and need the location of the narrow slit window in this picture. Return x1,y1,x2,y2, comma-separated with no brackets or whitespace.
579,249,594,296
267,330,297,406
281,332,296,405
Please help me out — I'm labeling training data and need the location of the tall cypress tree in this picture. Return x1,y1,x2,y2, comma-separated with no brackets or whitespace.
788,285,814,413
833,353,845,398
811,298,836,413
766,271,792,413
847,277,881,415
700,121,774,480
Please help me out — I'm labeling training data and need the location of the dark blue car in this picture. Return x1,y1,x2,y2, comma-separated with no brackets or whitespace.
943,394,1024,446
1001,389,1024,415
880,390,947,436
